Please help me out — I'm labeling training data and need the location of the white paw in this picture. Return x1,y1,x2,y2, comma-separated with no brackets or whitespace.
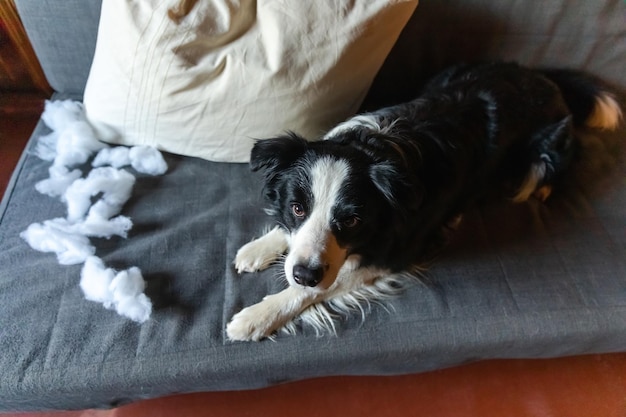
234,227,288,273
227,286,318,341
234,240,278,273
226,301,279,341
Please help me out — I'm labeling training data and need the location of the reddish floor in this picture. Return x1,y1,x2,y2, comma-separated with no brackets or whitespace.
0,93,44,194
3,355,626,417
2,101,626,417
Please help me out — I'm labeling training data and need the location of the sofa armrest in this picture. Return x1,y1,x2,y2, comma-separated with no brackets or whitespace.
14,0,102,97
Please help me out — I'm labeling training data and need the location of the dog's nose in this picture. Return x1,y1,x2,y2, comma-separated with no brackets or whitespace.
292,264,324,287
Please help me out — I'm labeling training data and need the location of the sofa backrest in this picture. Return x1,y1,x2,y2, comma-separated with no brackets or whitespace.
15,0,626,105
363,0,626,109
14,0,102,97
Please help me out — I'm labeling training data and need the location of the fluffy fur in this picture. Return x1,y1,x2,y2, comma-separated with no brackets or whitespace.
227,62,622,342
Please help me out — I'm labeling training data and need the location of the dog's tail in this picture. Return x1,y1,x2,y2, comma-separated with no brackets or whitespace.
512,69,622,203
541,69,623,130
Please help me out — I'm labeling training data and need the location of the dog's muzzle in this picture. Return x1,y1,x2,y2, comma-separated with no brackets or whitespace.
292,264,325,287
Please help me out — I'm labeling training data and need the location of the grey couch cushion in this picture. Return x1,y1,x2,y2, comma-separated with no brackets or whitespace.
1,108,625,411
3,0,626,411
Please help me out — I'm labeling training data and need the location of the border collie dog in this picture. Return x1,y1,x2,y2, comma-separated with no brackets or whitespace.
227,62,622,341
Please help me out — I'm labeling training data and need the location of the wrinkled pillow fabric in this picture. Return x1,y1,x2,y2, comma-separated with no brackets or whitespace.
83,0,418,162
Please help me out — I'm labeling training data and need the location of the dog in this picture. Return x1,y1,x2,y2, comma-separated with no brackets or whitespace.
226,62,622,341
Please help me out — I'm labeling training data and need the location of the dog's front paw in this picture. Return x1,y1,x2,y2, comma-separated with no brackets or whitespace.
234,227,288,273
234,241,277,274
226,302,279,342
227,287,317,342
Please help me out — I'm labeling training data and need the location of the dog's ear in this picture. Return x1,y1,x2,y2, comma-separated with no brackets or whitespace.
250,132,309,172
369,162,401,204
534,115,574,155
369,162,423,210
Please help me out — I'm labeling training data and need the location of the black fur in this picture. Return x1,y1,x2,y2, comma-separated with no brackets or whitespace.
251,62,613,273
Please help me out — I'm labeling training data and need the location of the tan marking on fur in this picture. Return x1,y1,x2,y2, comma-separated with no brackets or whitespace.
513,161,547,203
533,185,553,202
586,93,623,130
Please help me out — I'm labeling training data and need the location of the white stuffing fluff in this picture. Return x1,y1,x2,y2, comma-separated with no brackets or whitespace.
53,121,108,167
80,257,152,323
22,99,168,323
110,267,152,323
40,99,85,131
35,131,59,161
92,146,131,168
35,165,82,198
37,101,107,166
46,216,133,239
80,213,133,238
20,221,96,265
128,145,168,175
80,256,116,306
64,167,136,222
93,145,167,175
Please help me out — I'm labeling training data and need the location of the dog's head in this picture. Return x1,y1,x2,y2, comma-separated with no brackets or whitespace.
250,132,421,291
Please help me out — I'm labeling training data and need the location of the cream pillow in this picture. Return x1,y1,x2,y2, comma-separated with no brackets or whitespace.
84,0,418,162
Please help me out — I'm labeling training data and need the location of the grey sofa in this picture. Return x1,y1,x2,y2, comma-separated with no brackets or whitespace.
1,0,625,411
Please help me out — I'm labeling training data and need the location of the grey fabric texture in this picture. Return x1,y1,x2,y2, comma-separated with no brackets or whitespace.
13,0,101,96
363,0,626,109
2,0,626,411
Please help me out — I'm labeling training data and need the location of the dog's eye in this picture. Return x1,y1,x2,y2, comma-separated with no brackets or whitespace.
291,203,306,218
341,216,361,228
